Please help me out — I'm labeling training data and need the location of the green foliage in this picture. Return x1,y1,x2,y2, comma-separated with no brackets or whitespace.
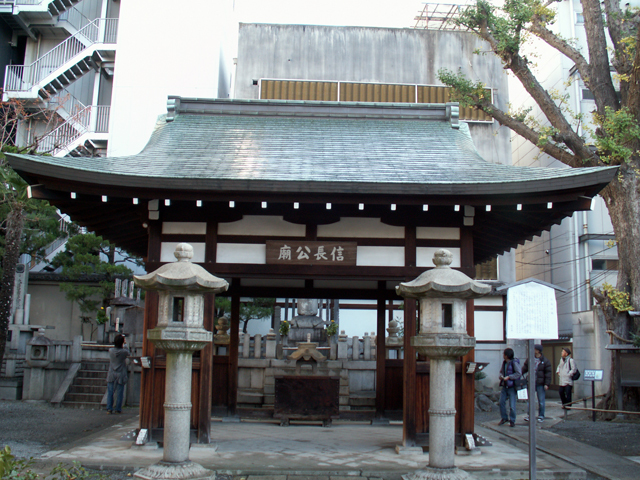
0,445,37,480
279,319,290,336
593,107,640,165
215,297,275,333
325,319,338,337
50,233,133,323
0,152,69,279
602,283,634,312
0,448,107,480
437,69,488,108
47,461,108,480
475,371,488,381
455,0,544,59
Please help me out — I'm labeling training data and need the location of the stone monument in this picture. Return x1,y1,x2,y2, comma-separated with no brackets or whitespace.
397,249,490,480
288,299,328,345
133,243,228,480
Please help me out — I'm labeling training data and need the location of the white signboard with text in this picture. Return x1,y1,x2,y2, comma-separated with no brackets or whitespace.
506,282,559,340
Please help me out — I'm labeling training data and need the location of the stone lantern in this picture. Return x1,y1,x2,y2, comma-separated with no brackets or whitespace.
396,249,490,480
133,243,228,480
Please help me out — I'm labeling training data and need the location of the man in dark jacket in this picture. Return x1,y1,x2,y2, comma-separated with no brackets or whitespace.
521,344,552,422
498,347,522,427
106,334,130,414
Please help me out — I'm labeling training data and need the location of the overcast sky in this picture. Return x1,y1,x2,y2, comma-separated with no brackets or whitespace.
234,0,433,29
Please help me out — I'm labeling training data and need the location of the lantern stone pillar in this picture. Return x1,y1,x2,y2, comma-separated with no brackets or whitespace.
133,243,228,480
397,249,490,480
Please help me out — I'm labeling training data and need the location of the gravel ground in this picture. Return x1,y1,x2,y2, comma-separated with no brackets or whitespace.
2,398,640,479
0,400,138,479
474,394,640,457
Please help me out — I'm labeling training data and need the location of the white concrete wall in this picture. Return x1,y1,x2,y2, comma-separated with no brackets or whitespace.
108,0,235,156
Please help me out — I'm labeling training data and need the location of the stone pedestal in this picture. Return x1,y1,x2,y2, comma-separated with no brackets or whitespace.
397,249,490,480
133,243,228,480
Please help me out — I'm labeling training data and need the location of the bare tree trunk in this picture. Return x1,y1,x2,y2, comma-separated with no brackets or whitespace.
0,205,25,367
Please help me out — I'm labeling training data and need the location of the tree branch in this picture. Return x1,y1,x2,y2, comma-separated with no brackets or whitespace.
582,0,620,111
477,102,585,167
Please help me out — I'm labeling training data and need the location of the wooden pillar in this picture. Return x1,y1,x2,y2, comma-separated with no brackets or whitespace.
460,299,475,436
197,293,215,443
403,297,417,446
375,287,386,418
139,221,161,431
228,291,240,416
460,225,475,437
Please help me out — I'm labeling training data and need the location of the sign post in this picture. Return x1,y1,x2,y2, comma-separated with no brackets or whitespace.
498,279,564,480
583,369,604,422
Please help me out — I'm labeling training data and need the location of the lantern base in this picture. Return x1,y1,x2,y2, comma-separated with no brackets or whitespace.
134,461,213,480
403,466,476,480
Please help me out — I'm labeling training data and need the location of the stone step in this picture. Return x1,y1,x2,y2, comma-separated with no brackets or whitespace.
72,377,105,386
60,401,105,410
64,392,104,403
77,370,108,379
68,384,106,395
81,361,109,371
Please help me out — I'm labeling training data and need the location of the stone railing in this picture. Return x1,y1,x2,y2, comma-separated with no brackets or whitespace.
236,330,377,361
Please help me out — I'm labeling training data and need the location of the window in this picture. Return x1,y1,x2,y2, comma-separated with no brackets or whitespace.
592,259,618,271
172,297,185,322
442,303,453,328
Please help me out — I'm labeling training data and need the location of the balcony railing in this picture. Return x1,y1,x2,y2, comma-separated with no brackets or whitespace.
38,105,110,155
4,18,118,92
58,6,92,33
0,1,44,5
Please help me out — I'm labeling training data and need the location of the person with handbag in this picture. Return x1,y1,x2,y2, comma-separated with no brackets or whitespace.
498,347,522,427
522,344,552,422
556,347,577,408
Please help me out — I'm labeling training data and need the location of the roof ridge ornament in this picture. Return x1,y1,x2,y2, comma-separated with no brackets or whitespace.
166,97,181,122
446,102,460,129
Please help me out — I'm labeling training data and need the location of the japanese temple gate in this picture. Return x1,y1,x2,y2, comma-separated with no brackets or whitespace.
7,98,616,445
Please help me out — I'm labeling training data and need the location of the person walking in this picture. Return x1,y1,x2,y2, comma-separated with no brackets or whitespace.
556,347,577,408
106,334,130,414
522,344,552,422
498,347,522,427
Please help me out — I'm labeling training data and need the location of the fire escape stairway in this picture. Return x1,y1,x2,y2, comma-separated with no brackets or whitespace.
0,1,87,39
37,101,110,156
3,17,118,101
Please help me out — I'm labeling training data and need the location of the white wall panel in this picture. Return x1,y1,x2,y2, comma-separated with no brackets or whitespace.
417,247,460,268
474,297,504,307
217,243,266,264
475,310,504,342
218,216,305,236
356,246,404,266
318,218,404,238
416,227,460,240
161,242,205,263
162,222,207,235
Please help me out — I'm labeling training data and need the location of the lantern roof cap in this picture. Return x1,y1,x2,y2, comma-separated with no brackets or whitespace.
396,249,491,299
134,243,229,292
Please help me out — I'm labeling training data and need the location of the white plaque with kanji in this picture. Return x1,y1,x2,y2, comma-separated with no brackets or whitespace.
506,282,559,340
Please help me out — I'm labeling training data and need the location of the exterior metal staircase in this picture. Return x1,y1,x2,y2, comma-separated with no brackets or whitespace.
61,359,108,409
0,0,86,38
3,17,117,100
38,102,110,156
